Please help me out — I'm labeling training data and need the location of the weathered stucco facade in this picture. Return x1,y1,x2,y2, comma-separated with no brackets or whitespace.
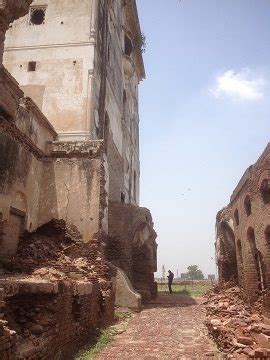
0,1,157,358
4,0,142,205
216,144,270,315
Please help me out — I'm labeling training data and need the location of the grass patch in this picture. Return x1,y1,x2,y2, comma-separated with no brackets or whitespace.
114,309,132,321
75,310,132,359
74,328,114,360
158,283,213,297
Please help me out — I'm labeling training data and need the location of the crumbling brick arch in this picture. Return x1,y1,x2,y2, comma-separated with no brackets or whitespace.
216,221,238,283
132,222,157,302
246,227,266,301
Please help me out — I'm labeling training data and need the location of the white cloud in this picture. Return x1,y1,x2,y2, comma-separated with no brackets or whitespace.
211,68,265,101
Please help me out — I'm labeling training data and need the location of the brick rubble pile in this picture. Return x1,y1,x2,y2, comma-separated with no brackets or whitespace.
204,284,270,358
0,219,114,359
3,219,110,283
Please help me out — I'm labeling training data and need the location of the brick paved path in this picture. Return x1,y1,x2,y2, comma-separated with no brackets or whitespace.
96,295,221,360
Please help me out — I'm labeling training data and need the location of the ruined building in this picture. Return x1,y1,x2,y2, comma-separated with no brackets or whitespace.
216,144,270,314
0,0,157,358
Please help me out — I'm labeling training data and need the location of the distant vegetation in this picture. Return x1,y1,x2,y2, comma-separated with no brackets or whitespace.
158,282,213,297
187,265,204,280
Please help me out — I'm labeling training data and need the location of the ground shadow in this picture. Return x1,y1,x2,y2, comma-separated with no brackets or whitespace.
145,294,199,309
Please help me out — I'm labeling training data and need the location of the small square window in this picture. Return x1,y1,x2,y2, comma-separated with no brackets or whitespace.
28,61,36,72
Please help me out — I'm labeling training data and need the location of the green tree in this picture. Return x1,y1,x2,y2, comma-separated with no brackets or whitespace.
187,265,204,280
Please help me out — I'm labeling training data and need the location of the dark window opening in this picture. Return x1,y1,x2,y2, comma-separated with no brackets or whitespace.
107,45,110,63
121,192,125,203
133,171,137,202
72,295,82,321
125,35,133,56
30,8,46,25
123,90,127,103
265,225,270,243
237,240,243,263
247,227,266,292
104,113,110,154
28,61,36,72
234,209,239,226
244,195,252,216
123,90,127,117
260,179,270,204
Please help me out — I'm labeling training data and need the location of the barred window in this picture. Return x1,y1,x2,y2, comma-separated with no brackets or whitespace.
29,7,46,26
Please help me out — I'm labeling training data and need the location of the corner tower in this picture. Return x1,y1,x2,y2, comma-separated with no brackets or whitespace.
4,0,145,205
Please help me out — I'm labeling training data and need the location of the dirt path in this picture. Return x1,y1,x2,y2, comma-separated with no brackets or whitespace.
96,295,221,359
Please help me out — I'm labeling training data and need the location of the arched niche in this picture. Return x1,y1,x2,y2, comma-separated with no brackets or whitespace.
247,227,266,293
237,240,243,264
217,221,238,282
234,209,239,225
132,222,157,301
0,191,27,258
244,195,252,216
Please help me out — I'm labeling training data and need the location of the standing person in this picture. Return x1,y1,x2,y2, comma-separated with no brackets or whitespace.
167,270,174,294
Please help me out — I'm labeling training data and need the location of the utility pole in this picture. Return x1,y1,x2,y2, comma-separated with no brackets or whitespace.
162,265,166,281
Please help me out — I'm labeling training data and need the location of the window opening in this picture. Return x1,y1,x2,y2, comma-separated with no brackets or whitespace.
29,7,46,25
125,35,133,56
247,227,266,292
244,195,252,216
260,179,270,204
133,171,137,202
234,209,239,226
28,61,36,72
265,225,270,243
237,240,243,263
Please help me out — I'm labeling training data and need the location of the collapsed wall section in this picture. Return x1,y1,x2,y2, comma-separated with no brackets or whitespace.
0,217,114,359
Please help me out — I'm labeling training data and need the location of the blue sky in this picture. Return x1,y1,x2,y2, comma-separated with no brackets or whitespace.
136,0,270,277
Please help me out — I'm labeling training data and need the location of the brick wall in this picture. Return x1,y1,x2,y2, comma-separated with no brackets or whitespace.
106,201,157,302
217,144,270,314
0,219,115,359
0,280,113,360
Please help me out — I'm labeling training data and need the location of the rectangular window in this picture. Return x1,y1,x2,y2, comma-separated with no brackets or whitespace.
28,61,36,72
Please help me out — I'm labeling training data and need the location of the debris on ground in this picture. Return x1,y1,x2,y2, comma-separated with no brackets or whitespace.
204,284,270,359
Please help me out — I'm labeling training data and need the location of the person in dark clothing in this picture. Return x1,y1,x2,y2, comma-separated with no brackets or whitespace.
167,270,174,294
